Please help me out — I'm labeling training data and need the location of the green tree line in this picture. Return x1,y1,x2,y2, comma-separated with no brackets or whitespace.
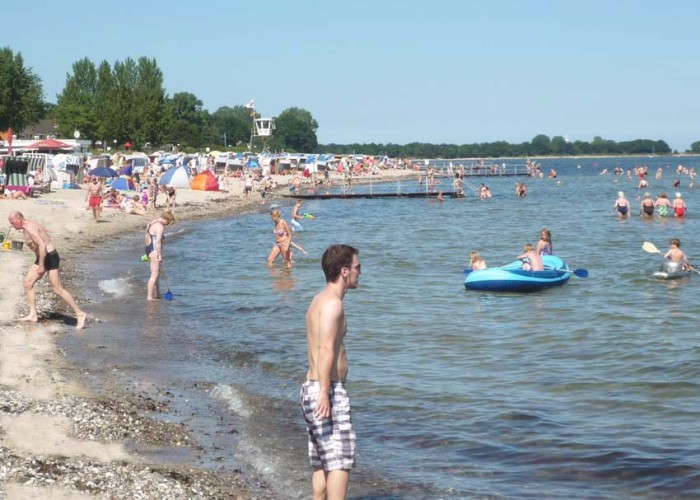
320,135,672,158
1,49,320,153
0,47,684,157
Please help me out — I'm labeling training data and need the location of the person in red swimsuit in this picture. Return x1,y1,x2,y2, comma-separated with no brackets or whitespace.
673,192,687,217
85,176,104,222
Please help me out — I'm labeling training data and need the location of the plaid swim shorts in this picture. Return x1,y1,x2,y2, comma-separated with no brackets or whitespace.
300,380,356,471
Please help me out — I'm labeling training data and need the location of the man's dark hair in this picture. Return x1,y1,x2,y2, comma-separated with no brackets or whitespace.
321,244,359,283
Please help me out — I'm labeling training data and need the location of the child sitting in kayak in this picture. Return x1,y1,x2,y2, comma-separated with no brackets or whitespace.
664,238,692,271
470,251,487,271
517,243,544,271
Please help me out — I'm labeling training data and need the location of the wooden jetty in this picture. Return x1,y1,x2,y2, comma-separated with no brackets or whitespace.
280,165,532,200
420,159,536,178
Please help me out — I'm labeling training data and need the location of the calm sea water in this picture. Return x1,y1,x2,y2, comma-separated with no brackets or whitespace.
62,156,700,498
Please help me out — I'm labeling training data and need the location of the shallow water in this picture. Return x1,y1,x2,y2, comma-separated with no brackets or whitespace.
63,156,700,498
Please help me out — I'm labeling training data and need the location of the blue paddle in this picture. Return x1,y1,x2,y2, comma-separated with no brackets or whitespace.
565,268,588,278
543,266,588,278
463,268,484,274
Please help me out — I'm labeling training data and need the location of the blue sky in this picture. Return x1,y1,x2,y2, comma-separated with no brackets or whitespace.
5,0,700,150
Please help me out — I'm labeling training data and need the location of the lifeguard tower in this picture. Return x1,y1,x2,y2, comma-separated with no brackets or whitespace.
244,99,275,150
249,117,275,150
254,118,275,138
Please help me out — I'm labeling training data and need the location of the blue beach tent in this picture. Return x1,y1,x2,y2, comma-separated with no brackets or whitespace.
110,176,137,192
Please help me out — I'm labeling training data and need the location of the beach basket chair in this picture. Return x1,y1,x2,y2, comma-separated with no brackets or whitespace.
4,157,32,196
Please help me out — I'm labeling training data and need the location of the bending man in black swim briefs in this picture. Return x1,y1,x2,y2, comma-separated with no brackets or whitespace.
8,211,87,329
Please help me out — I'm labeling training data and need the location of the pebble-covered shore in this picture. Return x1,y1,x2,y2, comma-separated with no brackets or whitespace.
0,183,282,499
0,377,280,499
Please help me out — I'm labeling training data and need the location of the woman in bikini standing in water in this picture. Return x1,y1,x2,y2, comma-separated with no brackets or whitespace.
268,209,293,269
145,211,175,300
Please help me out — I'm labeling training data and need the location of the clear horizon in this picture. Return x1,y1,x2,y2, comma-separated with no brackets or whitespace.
4,0,699,151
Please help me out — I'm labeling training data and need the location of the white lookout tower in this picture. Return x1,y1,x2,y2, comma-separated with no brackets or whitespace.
245,100,274,149
253,118,275,138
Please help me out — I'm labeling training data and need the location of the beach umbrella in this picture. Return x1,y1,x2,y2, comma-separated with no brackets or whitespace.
158,165,190,188
28,138,73,151
89,166,119,178
118,164,133,177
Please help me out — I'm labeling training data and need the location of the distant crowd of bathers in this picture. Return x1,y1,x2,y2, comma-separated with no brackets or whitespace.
607,163,693,219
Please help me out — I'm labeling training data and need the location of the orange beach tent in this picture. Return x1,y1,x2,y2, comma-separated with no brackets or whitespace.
191,170,219,191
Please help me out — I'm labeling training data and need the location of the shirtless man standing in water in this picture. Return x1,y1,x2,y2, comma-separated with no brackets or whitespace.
8,211,87,329
301,244,361,500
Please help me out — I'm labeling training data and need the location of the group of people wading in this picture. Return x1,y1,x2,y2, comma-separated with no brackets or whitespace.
614,190,687,219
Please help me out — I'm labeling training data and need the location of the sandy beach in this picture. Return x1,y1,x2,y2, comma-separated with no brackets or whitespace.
0,169,415,499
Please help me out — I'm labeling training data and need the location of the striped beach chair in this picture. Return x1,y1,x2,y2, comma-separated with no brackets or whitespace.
4,157,32,196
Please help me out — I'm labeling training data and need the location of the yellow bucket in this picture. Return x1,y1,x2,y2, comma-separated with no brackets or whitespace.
1,241,11,250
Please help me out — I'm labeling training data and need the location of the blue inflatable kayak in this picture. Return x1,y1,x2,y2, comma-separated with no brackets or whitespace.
465,255,571,292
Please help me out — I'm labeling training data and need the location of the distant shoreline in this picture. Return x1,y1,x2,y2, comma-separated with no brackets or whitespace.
414,153,700,161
